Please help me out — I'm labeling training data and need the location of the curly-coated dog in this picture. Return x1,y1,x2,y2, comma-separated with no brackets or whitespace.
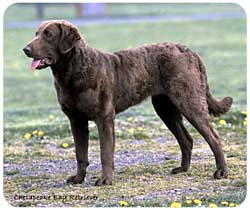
23,20,233,186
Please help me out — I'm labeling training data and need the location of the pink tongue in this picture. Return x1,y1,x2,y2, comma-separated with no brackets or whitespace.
31,59,41,70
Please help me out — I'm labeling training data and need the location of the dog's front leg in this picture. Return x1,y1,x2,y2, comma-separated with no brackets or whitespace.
95,113,115,186
66,116,89,184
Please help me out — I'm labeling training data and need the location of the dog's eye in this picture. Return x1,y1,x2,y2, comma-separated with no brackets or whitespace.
35,31,38,36
44,30,53,38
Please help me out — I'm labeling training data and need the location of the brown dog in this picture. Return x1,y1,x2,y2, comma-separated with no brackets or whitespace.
23,20,232,186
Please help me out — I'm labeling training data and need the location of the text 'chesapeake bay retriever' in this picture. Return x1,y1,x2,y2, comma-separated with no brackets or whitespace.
23,20,233,186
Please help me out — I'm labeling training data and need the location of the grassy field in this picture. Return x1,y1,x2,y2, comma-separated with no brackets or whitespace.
4,3,245,22
3,16,246,207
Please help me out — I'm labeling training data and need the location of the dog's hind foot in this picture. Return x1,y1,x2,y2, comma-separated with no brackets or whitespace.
66,175,85,184
171,166,189,174
95,176,112,186
213,168,228,179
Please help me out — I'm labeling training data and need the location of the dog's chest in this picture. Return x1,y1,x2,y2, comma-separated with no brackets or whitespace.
55,84,101,119
75,90,101,117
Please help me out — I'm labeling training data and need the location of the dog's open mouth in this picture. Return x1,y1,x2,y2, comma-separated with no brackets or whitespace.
31,58,53,70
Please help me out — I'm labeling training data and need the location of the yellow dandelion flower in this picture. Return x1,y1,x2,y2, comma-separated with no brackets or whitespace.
24,133,32,140
243,118,247,126
62,143,69,148
219,119,227,126
128,128,135,134
241,111,247,115
119,201,128,206
170,202,182,208
37,130,44,136
221,201,229,206
209,203,217,208
186,200,192,205
75,204,82,208
137,127,143,131
229,203,237,207
127,117,133,122
32,130,38,135
193,199,202,205
49,114,55,119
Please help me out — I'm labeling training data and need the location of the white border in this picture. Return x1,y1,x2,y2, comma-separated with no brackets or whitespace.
0,0,248,209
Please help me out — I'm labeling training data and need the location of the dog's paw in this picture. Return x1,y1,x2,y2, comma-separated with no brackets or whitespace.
171,166,188,174
66,175,84,184
213,169,228,179
95,176,112,186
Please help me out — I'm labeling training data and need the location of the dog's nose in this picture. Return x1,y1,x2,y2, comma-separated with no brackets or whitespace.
23,46,32,56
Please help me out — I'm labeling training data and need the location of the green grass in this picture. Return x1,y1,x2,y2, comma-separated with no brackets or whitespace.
3,19,247,140
4,123,247,207
4,19,246,112
3,17,246,207
4,3,245,22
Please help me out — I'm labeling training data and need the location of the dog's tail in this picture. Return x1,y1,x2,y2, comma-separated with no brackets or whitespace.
207,92,233,117
195,53,233,117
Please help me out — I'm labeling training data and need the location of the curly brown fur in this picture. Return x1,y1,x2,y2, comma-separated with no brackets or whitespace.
23,20,233,186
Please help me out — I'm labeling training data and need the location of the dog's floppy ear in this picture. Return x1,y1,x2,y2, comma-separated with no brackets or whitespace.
59,21,82,54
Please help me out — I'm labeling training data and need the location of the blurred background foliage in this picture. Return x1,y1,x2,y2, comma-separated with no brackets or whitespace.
4,3,245,21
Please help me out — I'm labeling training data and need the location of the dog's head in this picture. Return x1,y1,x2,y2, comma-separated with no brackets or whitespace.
23,20,82,70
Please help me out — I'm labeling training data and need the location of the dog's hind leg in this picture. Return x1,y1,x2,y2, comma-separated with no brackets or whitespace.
165,87,228,179
152,95,194,174
184,111,228,179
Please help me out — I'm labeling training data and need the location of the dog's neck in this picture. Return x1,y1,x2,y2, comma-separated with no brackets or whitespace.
51,41,99,90
50,49,75,86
